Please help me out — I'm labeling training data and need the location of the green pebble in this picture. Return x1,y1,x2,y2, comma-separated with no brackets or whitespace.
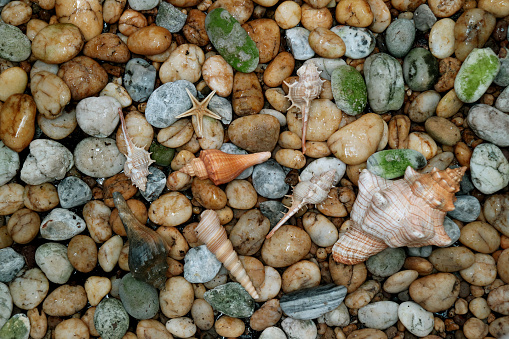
204,282,255,318
119,273,159,320
0,23,31,62
205,8,259,73
367,149,427,179
0,314,30,339
94,298,129,339
331,65,367,116
150,141,175,167
454,48,500,104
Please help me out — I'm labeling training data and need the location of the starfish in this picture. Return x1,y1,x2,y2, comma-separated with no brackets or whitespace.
175,88,221,138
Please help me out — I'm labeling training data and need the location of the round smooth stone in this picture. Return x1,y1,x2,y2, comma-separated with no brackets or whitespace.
467,104,509,147
220,143,253,180
470,143,509,194
145,80,196,128
0,314,30,339
366,248,406,277
281,318,317,339
40,208,87,240
259,200,288,228
0,282,12,329
403,48,439,92
0,23,31,62
358,301,399,330
300,157,346,186
320,302,350,327
183,245,222,283
9,268,49,310
447,195,481,222
285,27,315,60
413,4,436,31
35,242,73,284
128,0,158,10
139,166,166,202
228,114,280,153
208,95,233,125
124,58,156,103
367,149,427,179
494,48,509,86
94,298,129,339
156,2,186,33
331,26,375,59
0,248,24,283
58,176,93,208
252,159,289,199
119,273,159,320
398,301,434,337
407,246,433,257
385,19,415,58
429,18,456,59
74,137,126,178
259,327,287,339
76,96,121,138
496,86,509,112
203,282,255,318
331,65,367,116
0,141,19,186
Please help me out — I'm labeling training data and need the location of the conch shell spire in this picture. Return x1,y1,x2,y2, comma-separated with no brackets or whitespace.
179,149,271,185
195,210,259,299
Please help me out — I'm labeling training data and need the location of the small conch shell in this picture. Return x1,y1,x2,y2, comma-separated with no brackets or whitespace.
113,192,169,289
266,169,335,239
195,209,259,299
332,166,467,265
179,149,271,185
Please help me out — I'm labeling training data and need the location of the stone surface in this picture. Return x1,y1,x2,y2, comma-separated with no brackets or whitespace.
0,248,25,283
203,282,255,318
128,0,159,10
0,23,31,62
58,176,93,208
496,86,509,112
279,284,347,320
470,143,509,194
494,47,509,87
447,195,481,222
259,200,288,227
94,298,129,339
40,208,87,240
367,149,427,179
358,301,399,330
299,157,346,186
304,58,346,81
259,327,287,339
467,104,509,147
414,4,436,31
331,65,367,116
281,318,317,339
139,166,166,202
74,137,126,178
443,216,461,244
366,248,406,277
252,159,289,199
285,27,315,60
385,19,415,58
0,283,12,329
0,314,30,339
0,141,19,186
403,47,439,92
183,245,222,283
119,273,159,320
124,58,157,103
331,26,375,59
156,2,187,33
398,301,434,337
35,242,73,284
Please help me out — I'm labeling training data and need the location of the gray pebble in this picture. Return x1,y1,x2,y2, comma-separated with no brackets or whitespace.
358,301,399,330
366,248,406,277
34,242,73,284
413,4,436,31
140,166,166,202
285,27,315,60
494,48,509,87
74,137,126,178
467,104,509,147
457,173,475,195
0,248,24,283
119,273,159,320
0,282,12,329
40,208,87,241
252,159,289,199
128,0,159,10
183,245,222,283
0,23,31,62
0,141,19,186
259,200,287,228
57,176,92,208
447,195,481,222
220,143,252,179
145,80,196,128
124,58,157,103
470,143,509,194
94,298,129,339
208,95,233,125
203,282,255,318
443,216,461,244
407,246,432,257
495,85,509,112
385,19,415,58
156,2,187,33
331,26,375,59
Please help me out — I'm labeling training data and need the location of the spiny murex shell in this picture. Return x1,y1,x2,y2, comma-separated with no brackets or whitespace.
266,169,336,239
113,192,169,289
195,209,259,299
332,166,467,265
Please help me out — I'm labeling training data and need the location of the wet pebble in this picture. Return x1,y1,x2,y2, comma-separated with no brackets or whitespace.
94,298,129,339
124,58,157,103
183,245,222,283
331,26,375,59
408,90,441,123
385,19,415,58
74,137,126,178
302,212,338,247
0,283,12,329
496,86,509,112
429,19,456,59
139,166,166,202
358,301,399,330
57,176,93,208
156,2,187,33
261,225,311,267
383,270,419,293
0,248,24,283
0,141,19,186
403,47,439,92
331,65,367,116
459,221,500,253
409,273,460,312
9,268,49,310
228,114,280,152
467,104,509,147
259,326,287,339
43,284,87,316
85,276,111,306
413,4,436,31
0,23,31,62
119,273,159,320
460,253,497,286
0,314,30,339
285,27,314,60
470,143,509,194
259,200,287,227
204,282,255,318
300,157,345,185
20,140,73,185
428,246,475,272
280,284,346,320
35,242,73,284
447,195,481,222
484,193,509,236
367,149,426,179
252,159,289,199
366,247,406,277
281,318,316,339
398,301,434,337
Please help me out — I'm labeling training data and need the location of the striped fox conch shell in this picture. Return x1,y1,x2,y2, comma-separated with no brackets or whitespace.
332,166,467,265
266,169,336,239
179,149,271,185
195,209,259,299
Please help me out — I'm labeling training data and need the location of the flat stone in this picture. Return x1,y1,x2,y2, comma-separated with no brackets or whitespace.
220,143,252,180
467,104,509,147
398,301,434,337
259,200,287,228
156,2,187,33
279,284,347,320
57,176,93,208
367,149,427,179
331,26,375,59
0,24,31,62
358,301,399,330
470,143,509,194
252,159,289,199
0,314,30,339
414,4,436,31
40,208,87,241
203,282,255,318
285,27,315,60
140,166,166,202
34,242,73,284
0,283,12,329
385,19,415,58
331,65,367,116
0,248,24,283
366,248,406,277
300,157,346,186
94,298,129,339
447,195,481,222
183,245,222,283
281,318,317,339
124,58,157,103
119,273,159,320
403,47,439,92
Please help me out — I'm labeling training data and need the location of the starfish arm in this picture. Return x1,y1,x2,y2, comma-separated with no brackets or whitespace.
202,109,222,120
192,114,204,138
175,110,196,119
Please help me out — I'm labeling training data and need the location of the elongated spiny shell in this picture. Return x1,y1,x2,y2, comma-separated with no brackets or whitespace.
266,170,335,239
195,209,259,299
179,149,271,185
113,192,169,289
332,166,467,265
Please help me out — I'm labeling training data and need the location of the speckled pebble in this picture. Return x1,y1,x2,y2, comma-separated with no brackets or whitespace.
467,104,509,147
0,314,30,339
94,298,129,339
0,283,12,329
139,166,166,202
119,273,160,320
40,208,86,241
35,242,73,284
447,195,481,222
414,4,436,31
331,26,375,59
203,282,255,318
366,248,406,277
156,2,186,33
57,176,93,208
128,0,159,10
252,159,289,199
9,268,49,310
385,19,416,58
470,143,509,194
281,318,317,339
398,301,434,337
0,141,19,186
74,137,126,178
124,58,157,103
184,245,222,283
358,301,399,330
285,27,314,60
0,248,24,283
0,23,31,62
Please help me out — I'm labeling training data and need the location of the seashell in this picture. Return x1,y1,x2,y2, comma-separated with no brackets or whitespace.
113,192,169,289
332,166,467,265
266,169,335,239
179,149,271,185
195,209,259,299
284,61,325,155
119,108,155,191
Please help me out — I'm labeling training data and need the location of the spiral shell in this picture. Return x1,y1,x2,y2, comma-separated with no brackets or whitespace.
179,149,271,185
195,209,259,299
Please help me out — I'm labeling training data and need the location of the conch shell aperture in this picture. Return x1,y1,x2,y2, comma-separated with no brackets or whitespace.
332,166,467,265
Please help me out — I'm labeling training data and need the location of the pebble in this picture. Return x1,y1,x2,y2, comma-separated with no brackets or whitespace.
490,317,509,337
302,212,339,247
496,86,509,112
228,114,280,152
280,284,347,320
259,326,287,339
344,280,380,309
407,246,433,257
94,298,130,339
467,104,509,147
139,166,166,202
488,285,509,315
398,301,434,337
35,242,73,284
413,4,436,31
40,208,86,241
285,27,315,60
208,94,233,125
9,268,49,310
98,235,123,272
454,48,500,103
38,108,77,140
191,299,214,330
358,301,399,330
205,8,259,72
20,139,73,185
408,90,441,123
156,2,186,33
403,48,439,92
300,157,346,186
470,143,509,194
366,248,406,277
287,99,342,142
250,299,282,331
0,314,30,339
230,210,270,256
252,159,289,199
428,246,475,272
58,176,93,208
460,221,500,253
124,58,157,103
259,200,288,227
145,80,196,128
0,283,11,329
443,216,461,243
364,53,404,113
85,276,111,306
74,137,126,178
281,318,317,339
331,65,367,116
0,248,24,283
484,193,509,236
262,225,311,267
385,19,415,57
160,277,194,318
367,149,427,179
202,55,234,97
0,141,19,186
409,273,460,312
43,284,87,316
0,67,28,102
494,49,509,87
166,317,196,338
320,302,350,327
203,282,255,318
183,245,222,283
0,23,31,62
383,270,419,293
331,26,375,59
119,273,160,320
429,19,456,59
460,253,497,286
426,116,461,146
447,195,481,222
